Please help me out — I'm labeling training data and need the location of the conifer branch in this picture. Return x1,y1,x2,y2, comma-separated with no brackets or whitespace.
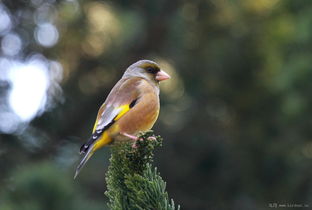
105,131,180,210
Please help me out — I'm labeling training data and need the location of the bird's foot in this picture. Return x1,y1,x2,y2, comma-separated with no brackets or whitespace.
147,136,157,141
121,132,138,141
131,137,144,148
132,142,138,149
120,133,143,149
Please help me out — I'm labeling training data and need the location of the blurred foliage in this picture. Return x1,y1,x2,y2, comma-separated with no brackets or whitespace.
0,0,312,209
0,162,107,210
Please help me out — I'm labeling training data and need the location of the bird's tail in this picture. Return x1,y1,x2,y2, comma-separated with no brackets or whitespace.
74,145,95,179
74,132,112,179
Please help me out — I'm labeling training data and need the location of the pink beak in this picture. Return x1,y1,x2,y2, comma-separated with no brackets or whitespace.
156,70,171,81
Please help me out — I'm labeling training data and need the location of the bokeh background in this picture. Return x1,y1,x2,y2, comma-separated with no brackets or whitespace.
1,0,312,209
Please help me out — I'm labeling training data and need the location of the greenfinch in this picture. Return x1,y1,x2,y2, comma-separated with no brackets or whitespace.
74,60,170,178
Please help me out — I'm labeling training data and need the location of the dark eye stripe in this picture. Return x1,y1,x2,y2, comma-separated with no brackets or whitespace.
146,67,159,74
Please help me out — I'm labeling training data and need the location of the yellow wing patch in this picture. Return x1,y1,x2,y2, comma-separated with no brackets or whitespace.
92,104,131,133
92,118,99,133
114,104,130,121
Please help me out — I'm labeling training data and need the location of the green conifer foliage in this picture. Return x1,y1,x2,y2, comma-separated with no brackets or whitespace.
105,131,180,210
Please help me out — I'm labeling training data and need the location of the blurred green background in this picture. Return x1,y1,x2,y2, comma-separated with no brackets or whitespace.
1,0,312,209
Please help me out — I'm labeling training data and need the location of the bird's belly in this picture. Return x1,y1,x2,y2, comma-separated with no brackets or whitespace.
121,108,159,135
116,97,160,136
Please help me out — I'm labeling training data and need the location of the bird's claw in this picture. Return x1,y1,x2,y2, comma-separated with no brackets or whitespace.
131,143,138,149
147,136,156,141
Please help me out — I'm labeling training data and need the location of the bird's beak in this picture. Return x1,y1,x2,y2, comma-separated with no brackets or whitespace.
156,70,171,81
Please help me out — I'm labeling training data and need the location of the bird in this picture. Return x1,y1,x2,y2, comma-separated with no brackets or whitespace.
74,59,170,179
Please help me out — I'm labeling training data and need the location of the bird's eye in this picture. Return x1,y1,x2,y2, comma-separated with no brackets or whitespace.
146,67,159,74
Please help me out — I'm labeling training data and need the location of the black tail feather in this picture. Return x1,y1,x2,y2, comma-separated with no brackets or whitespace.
80,129,104,154
80,143,89,154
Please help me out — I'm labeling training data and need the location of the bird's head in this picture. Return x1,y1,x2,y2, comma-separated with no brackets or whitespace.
123,60,171,84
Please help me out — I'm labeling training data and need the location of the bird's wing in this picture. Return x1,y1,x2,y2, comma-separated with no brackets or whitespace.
79,77,141,153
